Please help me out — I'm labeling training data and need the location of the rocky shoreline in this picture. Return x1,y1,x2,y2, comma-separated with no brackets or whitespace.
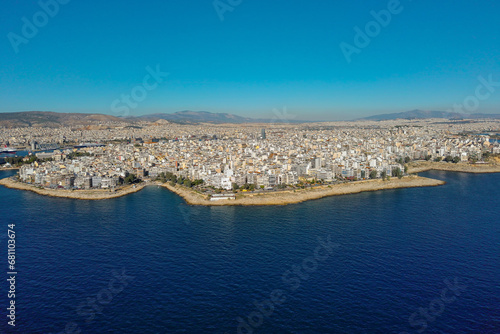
162,176,446,206
407,161,500,174
4,163,498,204
0,177,148,200
0,167,20,171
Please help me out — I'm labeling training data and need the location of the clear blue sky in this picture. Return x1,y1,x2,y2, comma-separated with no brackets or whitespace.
1,0,499,120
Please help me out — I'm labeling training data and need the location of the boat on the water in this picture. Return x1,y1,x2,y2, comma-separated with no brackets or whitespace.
1,145,17,154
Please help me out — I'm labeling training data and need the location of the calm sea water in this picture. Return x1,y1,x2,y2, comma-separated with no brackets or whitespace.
0,170,499,334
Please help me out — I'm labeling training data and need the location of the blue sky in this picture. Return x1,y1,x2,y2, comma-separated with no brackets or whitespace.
1,0,499,120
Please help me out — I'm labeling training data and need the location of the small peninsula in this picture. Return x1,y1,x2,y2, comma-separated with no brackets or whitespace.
0,177,147,200
162,175,446,206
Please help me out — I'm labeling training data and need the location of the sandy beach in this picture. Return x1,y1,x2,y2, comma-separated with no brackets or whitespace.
162,176,446,206
0,177,148,200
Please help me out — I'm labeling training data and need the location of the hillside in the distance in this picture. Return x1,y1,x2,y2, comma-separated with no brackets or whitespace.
133,110,256,123
0,111,126,128
1,109,499,128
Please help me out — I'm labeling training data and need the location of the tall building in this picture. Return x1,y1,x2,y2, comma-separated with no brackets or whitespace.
261,128,266,139
314,157,322,169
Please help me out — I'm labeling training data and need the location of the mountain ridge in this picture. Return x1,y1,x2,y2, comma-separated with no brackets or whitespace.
0,109,499,128
0,111,128,128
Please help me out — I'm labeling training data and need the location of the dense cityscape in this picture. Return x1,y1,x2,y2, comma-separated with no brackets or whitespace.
2,119,499,194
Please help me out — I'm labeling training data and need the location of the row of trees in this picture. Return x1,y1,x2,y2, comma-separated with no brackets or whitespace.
434,156,460,163
122,173,140,184
156,172,204,188
368,168,404,180
232,183,257,191
416,151,496,163
67,151,92,159
395,157,412,164
4,155,52,166
391,167,404,179
4,151,92,167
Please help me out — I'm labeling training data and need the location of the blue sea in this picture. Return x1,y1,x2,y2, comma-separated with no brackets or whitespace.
0,170,499,334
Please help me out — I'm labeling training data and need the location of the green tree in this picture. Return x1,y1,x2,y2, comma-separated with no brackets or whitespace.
124,174,137,184
193,179,204,186
369,170,377,179
452,156,460,163
404,156,411,163
232,183,239,191
434,157,442,162
392,167,403,179
381,171,387,181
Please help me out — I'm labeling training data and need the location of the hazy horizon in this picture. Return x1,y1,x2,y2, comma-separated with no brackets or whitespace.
1,107,500,123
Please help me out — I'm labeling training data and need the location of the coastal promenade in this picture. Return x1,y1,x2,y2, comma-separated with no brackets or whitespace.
0,174,444,204
0,177,147,200
4,159,500,204
408,160,500,174
162,176,446,206
0,167,20,171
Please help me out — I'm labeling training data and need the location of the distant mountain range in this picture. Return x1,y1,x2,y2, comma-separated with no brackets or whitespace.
130,110,304,124
359,109,500,121
0,111,125,128
0,110,499,128
131,110,256,124
0,110,302,128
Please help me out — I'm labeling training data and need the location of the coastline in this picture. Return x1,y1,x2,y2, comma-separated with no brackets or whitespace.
3,161,498,204
0,177,148,200
0,167,20,171
407,161,500,174
161,176,446,206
